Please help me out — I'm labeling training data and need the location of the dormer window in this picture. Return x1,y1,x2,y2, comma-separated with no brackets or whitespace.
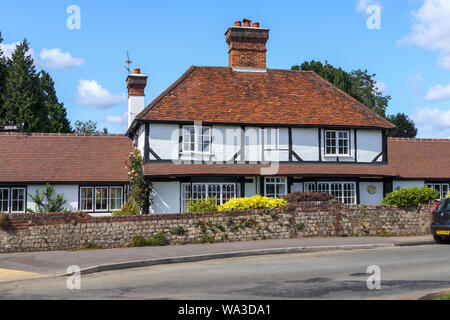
324,130,350,156
182,125,212,154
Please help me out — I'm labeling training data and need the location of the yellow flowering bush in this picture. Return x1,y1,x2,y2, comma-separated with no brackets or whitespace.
218,195,287,212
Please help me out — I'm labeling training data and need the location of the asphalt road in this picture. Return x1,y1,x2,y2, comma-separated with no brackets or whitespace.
0,245,449,300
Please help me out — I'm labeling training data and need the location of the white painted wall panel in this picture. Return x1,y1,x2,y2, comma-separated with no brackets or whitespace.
292,128,319,162
150,181,181,214
245,127,262,162
245,178,257,197
393,180,425,190
357,130,383,163
359,182,384,205
149,123,180,160
27,185,79,212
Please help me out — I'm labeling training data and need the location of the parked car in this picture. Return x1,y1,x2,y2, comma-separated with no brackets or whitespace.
431,198,450,244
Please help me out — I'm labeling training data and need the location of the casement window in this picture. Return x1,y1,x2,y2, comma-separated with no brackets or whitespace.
264,128,280,151
182,125,212,154
11,188,26,213
304,182,316,193
324,130,350,156
181,183,236,212
264,178,287,198
0,188,9,213
80,186,125,213
95,187,108,212
80,187,94,211
317,182,356,205
426,183,450,200
110,187,124,211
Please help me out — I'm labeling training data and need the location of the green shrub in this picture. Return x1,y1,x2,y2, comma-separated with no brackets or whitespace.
83,242,102,250
129,233,168,247
381,187,439,207
186,197,218,213
296,223,305,231
112,200,140,216
218,195,287,212
170,226,185,236
29,183,67,213
198,235,215,244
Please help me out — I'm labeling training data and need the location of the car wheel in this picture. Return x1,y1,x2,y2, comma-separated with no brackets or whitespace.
434,236,450,244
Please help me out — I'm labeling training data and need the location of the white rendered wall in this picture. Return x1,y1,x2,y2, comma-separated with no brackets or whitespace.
128,95,145,128
150,181,181,214
149,123,180,161
292,128,319,162
393,180,425,190
359,182,384,205
357,130,383,163
27,185,79,212
245,178,257,197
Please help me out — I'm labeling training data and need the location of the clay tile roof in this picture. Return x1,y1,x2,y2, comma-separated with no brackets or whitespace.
0,133,132,183
136,66,395,130
388,138,450,179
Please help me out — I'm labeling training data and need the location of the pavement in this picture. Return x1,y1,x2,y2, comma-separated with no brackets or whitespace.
0,235,434,282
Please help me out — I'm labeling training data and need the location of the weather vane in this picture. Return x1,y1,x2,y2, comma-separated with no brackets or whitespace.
125,51,133,74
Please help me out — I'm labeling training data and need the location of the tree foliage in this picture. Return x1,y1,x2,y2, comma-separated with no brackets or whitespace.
292,60,390,117
0,35,72,133
29,183,67,213
387,113,418,138
292,60,418,137
74,120,108,134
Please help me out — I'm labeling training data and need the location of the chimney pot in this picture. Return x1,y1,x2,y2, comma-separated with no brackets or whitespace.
133,68,141,74
225,20,269,70
234,21,242,27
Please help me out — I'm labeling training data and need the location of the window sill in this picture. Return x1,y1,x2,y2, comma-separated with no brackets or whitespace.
180,152,214,156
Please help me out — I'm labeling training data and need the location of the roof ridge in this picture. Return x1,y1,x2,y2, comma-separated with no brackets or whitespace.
388,137,450,142
0,132,127,138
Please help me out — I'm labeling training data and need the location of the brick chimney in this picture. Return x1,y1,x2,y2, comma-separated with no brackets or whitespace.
127,68,148,128
225,19,269,70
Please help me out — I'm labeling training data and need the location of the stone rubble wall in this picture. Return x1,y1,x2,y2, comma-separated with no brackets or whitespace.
0,203,433,253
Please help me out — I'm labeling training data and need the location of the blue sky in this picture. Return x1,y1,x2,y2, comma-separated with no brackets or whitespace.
0,0,449,137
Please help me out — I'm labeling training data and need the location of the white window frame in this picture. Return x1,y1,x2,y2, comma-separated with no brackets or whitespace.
317,182,357,205
109,186,124,211
264,177,288,198
11,187,26,214
181,183,237,212
264,128,280,151
95,187,109,212
427,183,450,200
80,187,94,212
0,188,9,213
182,125,212,154
324,130,351,157
304,182,316,193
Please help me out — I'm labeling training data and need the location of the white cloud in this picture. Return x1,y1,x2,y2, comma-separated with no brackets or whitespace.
0,42,35,60
413,106,450,138
76,79,125,109
106,115,127,125
424,83,450,102
400,0,450,70
39,48,85,69
374,80,388,95
356,0,382,13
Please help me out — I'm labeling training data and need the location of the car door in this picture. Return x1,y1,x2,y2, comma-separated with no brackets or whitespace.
434,199,450,225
